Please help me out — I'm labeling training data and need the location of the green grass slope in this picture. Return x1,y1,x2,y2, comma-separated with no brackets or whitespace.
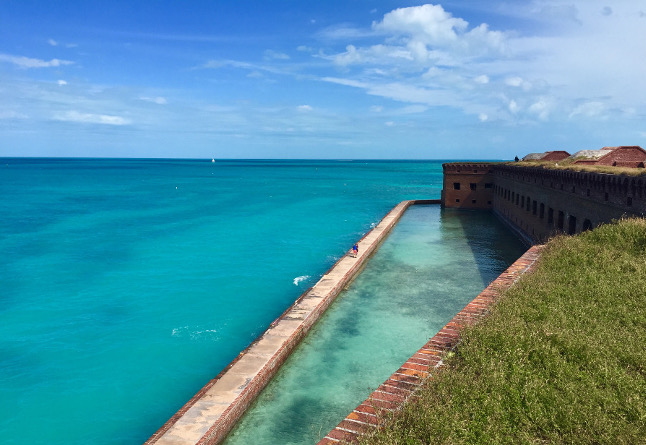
362,218,646,444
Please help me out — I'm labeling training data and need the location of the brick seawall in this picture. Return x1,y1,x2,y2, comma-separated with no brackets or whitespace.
318,244,544,444
146,199,440,445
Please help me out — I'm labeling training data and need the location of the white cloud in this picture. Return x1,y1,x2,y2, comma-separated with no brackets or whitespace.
474,75,489,84
370,105,384,112
317,0,646,130
0,54,73,68
505,77,523,87
264,50,290,60
529,98,552,121
374,4,468,45
321,77,367,89
569,101,605,119
371,4,506,59
317,24,374,40
48,38,58,46
201,58,289,77
478,113,489,122
53,110,131,125
139,96,167,105
297,105,313,112
57,80,68,86
321,2,511,117
332,39,442,67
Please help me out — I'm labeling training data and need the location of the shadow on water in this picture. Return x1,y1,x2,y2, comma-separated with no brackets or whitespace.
440,208,528,286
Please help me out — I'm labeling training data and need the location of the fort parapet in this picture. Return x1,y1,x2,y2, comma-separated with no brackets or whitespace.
441,163,494,209
443,163,646,243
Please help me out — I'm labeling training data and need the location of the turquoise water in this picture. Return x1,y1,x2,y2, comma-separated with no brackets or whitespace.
223,206,525,445
0,159,453,444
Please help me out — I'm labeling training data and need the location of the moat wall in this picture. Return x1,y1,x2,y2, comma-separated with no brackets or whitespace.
443,163,646,243
146,200,439,445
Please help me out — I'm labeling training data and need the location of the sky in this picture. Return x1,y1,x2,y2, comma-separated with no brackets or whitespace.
1,0,645,159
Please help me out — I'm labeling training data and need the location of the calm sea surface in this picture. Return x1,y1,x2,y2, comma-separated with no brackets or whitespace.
0,159,518,444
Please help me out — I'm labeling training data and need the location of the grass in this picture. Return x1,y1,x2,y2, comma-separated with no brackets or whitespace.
504,159,646,176
443,159,646,176
360,218,646,444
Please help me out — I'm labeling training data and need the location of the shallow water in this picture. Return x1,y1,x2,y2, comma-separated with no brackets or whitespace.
223,206,525,445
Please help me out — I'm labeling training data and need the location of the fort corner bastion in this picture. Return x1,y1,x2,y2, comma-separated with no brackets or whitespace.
442,161,646,244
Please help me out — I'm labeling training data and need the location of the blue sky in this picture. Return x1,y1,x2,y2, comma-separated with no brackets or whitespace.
1,0,645,159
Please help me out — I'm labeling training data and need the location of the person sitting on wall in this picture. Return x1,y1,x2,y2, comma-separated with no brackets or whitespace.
351,244,359,258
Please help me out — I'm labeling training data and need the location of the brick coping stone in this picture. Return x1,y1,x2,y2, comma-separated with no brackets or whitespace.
146,199,440,445
317,244,544,444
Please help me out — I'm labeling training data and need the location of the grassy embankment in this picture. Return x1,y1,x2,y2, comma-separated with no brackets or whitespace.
505,158,646,176
361,218,646,444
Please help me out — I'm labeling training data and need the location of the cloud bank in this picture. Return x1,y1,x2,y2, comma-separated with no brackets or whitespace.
53,111,131,126
320,1,646,124
0,53,73,69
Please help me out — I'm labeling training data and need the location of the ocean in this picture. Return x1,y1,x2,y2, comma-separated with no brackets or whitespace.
1,158,453,444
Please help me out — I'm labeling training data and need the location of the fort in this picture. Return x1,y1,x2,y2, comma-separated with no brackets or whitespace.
442,155,646,244
149,149,645,445
320,149,646,443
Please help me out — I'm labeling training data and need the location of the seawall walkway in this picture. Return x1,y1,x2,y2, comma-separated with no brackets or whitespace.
146,199,439,445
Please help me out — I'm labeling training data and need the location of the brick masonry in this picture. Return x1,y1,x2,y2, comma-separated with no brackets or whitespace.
145,199,440,445
317,245,544,444
444,163,646,243
580,146,646,167
492,165,646,243
441,163,495,210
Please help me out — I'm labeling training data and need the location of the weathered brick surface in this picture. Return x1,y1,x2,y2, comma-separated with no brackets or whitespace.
337,420,370,434
317,438,339,444
540,151,571,161
347,410,378,425
317,245,543,444
444,162,646,244
595,146,646,166
442,163,495,209
354,403,378,416
493,165,646,243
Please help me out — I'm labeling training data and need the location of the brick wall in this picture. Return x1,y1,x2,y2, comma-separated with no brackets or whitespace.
492,165,646,243
442,163,646,243
441,163,495,209
596,146,646,166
